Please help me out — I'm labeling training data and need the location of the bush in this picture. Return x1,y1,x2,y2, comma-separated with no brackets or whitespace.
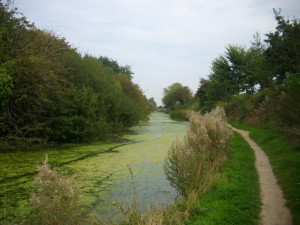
25,155,84,225
170,110,188,121
165,107,232,196
226,75,300,145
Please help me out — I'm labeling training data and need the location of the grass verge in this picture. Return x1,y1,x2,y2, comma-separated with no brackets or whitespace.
229,121,300,225
186,132,261,225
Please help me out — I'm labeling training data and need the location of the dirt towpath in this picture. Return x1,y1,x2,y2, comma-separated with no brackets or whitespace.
229,125,292,225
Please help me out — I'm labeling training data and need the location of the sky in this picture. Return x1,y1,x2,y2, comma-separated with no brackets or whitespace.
13,0,300,105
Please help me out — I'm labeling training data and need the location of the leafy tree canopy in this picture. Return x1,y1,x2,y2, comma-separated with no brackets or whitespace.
162,83,193,110
0,2,150,148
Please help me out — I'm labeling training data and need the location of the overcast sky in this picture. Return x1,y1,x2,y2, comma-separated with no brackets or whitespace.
13,0,300,105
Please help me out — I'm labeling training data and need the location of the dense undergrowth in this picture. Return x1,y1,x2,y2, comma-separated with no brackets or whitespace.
229,121,300,225
225,73,300,147
169,110,189,121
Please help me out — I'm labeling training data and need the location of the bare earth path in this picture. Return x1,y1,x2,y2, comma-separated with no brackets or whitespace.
229,125,292,225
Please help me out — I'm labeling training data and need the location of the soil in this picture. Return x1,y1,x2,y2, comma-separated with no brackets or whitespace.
229,125,292,225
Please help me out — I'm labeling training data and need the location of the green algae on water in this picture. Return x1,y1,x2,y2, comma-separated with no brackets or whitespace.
0,112,187,224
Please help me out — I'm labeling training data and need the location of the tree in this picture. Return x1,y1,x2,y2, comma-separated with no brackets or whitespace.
115,74,151,123
247,33,272,89
0,3,151,147
98,56,134,79
148,97,157,111
264,9,300,84
194,79,232,113
0,66,13,106
162,83,193,110
210,44,258,94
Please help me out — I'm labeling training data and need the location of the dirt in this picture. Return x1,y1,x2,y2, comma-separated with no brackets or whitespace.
229,125,292,225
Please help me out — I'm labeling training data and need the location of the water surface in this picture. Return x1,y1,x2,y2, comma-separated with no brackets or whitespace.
0,112,187,223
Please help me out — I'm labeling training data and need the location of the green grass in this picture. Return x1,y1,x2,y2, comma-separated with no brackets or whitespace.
186,132,261,225
229,121,300,225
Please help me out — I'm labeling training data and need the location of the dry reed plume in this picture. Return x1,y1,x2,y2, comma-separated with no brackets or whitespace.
25,155,83,225
165,106,232,196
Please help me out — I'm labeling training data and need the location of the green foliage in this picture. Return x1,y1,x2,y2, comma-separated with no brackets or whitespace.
271,73,300,131
115,74,152,124
170,110,188,121
225,74,300,144
162,83,193,110
195,10,300,140
224,94,249,121
0,3,151,147
209,44,258,95
148,97,157,111
195,41,267,113
0,66,13,105
265,9,300,84
98,56,134,80
229,121,300,225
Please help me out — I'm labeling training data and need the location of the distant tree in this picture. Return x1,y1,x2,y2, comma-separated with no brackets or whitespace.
162,83,193,110
148,97,157,111
163,82,182,97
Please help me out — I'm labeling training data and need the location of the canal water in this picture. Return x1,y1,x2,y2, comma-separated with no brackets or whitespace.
0,112,187,223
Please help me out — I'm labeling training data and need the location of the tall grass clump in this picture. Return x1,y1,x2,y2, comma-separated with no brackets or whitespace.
115,191,199,225
165,106,232,197
25,155,84,225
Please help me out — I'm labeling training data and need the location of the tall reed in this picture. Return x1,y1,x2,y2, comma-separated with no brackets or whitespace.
165,106,232,196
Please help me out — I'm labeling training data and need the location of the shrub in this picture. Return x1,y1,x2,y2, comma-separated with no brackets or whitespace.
170,110,188,121
25,155,84,225
165,107,232,197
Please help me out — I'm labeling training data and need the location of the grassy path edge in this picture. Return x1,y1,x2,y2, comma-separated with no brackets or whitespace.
186,131,261,225
229,121,300,225
230,125,292,225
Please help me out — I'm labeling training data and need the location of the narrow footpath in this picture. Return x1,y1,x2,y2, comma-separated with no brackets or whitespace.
229,125,292,225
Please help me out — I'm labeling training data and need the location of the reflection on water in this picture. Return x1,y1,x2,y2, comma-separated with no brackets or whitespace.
0,112,187,223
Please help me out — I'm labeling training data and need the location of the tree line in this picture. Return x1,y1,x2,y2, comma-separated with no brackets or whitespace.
162,9,300,142
194,9,299,112
0,2,154,149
